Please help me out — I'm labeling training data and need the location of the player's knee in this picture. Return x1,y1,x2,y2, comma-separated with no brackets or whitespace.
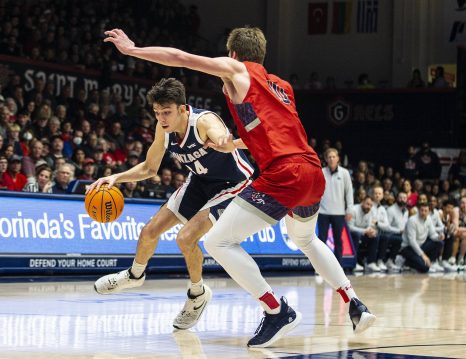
203,234,220,257
176,231,196,253
139,223,159,243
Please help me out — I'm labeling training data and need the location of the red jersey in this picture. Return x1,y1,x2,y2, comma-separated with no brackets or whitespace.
225,62,320,172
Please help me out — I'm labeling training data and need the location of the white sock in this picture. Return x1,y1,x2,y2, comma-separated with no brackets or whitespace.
130,260,146,278
190,279,204,296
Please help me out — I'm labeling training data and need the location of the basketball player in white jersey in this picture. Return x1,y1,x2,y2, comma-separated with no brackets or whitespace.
88,78,253,330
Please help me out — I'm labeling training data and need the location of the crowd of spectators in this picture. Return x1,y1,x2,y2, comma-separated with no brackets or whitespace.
317,141,466,274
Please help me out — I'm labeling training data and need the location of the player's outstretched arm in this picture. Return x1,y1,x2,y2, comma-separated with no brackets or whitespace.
86,123,166,193
103,29,244,79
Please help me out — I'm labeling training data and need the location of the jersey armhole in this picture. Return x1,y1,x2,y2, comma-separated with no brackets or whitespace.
164,133,169,149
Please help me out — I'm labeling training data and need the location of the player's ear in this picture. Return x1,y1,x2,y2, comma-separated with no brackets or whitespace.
178,104,187,113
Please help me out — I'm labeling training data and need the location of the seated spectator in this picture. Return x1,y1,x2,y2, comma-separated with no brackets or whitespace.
431,66,450,88
45,135,65,169
407,69,426,88
0,155,11,190
21,139,46,178
172,172,185,189
372,186,401,271
3,154,27,191
402,179,418,209
160,167,176,198
356,73,375,89
440,200,460,270
23,165,53,193
399,203,444,273
142,175,169,199
449,150,466,187
348,196,380,271
455,196,466,269
122,181,142,198
52,163,75,194
305,72,322,90
78,158,97,180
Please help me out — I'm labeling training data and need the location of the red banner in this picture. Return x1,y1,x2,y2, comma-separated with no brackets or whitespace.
308,3,328,35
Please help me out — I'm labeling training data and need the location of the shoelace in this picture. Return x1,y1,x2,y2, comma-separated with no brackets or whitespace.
254,313,268,335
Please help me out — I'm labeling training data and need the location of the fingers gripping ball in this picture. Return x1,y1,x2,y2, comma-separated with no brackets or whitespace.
85,185,124,223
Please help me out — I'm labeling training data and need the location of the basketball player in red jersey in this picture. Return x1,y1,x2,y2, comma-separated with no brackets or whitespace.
104,27,376,348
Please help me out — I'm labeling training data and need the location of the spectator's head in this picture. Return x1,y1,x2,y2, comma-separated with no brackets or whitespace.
407,145,416,156
418,203,430,220
149,175,161,184
358,160,368,174
100,165,113,177
160,168,172,186
396,191,408,207
226,27,266,65
361,196,373,213
412,69,422,80
7,123,21,142
127,151,140,166
30,140,44,160
420,141,431,154
413,179,423,193
2,144,14,159
72,148,86,165
55,163,74,187
324,148,339,170
17,112,31,127
356,171,366,185
36,165,53,189
51,135,64,153
429,195,438,210
442,199,456,215
402,179,412,193
439,180,450,194
460,196,466,213
356,187,367,203
8,154,22,173
382,178,393,191
0,134,4,149
417,193,428,206
0,156,7,174
172,172,185,189
435,66,444,79
372,186,383,204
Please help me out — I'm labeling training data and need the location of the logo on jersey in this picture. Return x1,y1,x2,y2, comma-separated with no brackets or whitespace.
251,191,266,205
234,103,261,131
171,148,208,164
187,143,197,149
328,98,351,126
267,80,291,105
278,218,299,251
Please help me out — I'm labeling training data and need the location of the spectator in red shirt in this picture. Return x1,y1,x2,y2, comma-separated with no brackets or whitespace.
0,155,12,190
3,154,27,191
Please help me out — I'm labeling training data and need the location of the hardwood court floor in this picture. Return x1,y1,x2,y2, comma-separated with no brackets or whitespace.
0,273,465,359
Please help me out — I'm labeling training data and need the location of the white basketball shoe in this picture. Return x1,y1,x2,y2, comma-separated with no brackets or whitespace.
94,268,145,294
173,285,212,329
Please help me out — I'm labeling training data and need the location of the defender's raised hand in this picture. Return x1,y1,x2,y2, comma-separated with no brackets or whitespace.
103,29,135,55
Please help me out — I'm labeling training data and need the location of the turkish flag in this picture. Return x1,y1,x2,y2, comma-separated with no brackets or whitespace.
308,3,328,34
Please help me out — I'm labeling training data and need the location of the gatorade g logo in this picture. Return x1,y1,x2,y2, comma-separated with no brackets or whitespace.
279,218,298,251
328,98,351,126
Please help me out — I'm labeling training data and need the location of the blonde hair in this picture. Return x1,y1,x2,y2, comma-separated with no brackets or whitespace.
226,27,266,64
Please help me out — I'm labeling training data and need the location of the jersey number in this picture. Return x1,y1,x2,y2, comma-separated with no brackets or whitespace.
193,160,208,175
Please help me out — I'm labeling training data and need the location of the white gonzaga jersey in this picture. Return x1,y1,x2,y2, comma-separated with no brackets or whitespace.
165,105,254,182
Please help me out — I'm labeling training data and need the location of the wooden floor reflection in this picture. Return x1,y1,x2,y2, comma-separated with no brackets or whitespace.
0,273,465,359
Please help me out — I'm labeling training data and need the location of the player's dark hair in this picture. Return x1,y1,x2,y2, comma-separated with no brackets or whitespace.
227,26,266,64
146,78,186,106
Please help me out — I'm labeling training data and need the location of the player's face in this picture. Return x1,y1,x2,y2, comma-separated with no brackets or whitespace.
153,103,185,133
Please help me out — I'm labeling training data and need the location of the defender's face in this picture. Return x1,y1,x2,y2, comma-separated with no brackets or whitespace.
153,103,184,133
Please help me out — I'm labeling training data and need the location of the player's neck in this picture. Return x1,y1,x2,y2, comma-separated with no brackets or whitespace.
174,113,189,141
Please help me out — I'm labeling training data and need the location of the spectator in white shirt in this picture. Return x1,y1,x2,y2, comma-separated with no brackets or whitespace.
386,191,408,270
400,203,444,273
318,148,354,265
371,185,401,271
348,196,380,271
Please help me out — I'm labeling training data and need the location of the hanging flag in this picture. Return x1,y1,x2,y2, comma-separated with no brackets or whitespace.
332,1,352,34
357,0,378,33
308,3,328,35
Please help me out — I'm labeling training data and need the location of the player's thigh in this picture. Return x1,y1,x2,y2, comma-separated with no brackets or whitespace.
144,204,180,237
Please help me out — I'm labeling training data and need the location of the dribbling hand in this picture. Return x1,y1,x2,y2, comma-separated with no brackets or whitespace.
86,175,118,194
103,29,135,55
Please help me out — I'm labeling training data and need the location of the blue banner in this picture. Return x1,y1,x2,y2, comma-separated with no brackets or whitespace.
0,193,302,256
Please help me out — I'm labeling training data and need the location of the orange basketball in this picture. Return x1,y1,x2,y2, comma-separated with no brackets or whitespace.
84,184,124,223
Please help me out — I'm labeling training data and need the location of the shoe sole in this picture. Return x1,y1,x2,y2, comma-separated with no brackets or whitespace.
173,286,213,330
354,312,376,334
247,311,302,348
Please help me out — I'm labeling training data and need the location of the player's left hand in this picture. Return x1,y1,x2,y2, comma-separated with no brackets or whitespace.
103,29,135,55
